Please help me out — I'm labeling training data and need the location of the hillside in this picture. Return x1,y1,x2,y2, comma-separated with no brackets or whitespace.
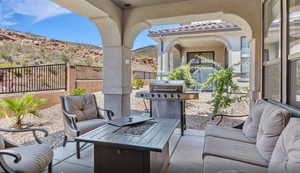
0,29,157,71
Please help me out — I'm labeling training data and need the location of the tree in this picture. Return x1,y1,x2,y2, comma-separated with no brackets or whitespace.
202,68,238,115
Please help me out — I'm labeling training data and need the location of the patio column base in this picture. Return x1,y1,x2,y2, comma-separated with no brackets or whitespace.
104,93,131,118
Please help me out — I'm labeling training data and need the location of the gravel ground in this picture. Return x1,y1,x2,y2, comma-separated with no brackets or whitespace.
0,87,249,148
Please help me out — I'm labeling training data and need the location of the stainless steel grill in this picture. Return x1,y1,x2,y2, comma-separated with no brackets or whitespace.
135,80,199,136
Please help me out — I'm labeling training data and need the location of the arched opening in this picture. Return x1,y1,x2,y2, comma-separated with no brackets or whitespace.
129,13,253,129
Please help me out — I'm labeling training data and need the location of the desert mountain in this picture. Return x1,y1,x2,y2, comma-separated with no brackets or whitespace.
0,28,157,71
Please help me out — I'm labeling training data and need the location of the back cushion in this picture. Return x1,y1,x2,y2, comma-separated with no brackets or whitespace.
268,118,300,173
256,104,290,162
64,94,99,120
242,99,267,139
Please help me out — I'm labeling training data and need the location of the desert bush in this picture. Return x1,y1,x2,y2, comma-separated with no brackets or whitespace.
70,88,87,95
168,64,197,87
132,80,145,90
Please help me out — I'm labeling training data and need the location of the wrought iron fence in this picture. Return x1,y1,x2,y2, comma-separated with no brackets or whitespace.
0,64,67,94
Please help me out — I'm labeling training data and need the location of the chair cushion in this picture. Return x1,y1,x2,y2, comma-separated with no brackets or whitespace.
242,99,267,140
203,136,268,167
268,118,300,173
64,94,100,120
1,144,53,173
74,110,86,121
205,124,256,144
0,135,5,149
256,104,290,162
77,119,107,135
203,155,267,173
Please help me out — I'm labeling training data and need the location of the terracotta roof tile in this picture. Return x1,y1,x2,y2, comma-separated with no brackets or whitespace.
149,20,241,37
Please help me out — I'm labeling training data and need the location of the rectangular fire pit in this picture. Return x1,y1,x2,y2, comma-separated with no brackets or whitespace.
76,118,179,173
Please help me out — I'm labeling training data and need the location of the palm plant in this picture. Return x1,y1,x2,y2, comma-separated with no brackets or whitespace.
0,94,47,128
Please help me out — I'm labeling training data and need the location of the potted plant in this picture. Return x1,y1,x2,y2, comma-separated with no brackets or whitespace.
0,94,47,129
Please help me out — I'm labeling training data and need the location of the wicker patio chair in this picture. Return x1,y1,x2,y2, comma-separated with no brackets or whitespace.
0,128,53,173
60,94,114,159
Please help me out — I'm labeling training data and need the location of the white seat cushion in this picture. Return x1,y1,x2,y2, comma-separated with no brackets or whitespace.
256,104,290,162
204,155,267,173
268,118,300,173
203,136,268,167
205,124,256,144
77,119,106,135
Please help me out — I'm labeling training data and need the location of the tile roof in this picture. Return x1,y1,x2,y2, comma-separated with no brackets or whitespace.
149,20,241,37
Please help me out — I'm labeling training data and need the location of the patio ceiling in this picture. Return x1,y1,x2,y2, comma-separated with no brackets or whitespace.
111,0,188,8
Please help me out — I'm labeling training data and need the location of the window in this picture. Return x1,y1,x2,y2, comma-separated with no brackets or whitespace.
240,36,250,79
263,0,282,101
288,0,300,107
187,51,215,66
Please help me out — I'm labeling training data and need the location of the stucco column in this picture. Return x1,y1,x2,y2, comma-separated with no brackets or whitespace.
228,50,241,73
249,39,261,102
157,43,169,79
102,45,131,118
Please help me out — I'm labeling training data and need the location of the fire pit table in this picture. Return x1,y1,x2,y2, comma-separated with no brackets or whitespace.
76,117,179,173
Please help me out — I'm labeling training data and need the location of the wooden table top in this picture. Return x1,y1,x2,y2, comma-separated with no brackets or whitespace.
76,118,179,152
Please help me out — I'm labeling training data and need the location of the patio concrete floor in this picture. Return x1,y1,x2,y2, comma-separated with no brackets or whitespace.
46,129,204,173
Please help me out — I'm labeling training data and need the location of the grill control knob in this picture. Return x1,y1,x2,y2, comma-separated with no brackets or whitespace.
151,94,155,97
158,94,161,98
164,94,167,98
171,94,174,98
140,94,144,97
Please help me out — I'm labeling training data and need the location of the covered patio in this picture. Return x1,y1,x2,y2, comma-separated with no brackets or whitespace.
49,129,204,173
4,0,300,173
51,0,262,118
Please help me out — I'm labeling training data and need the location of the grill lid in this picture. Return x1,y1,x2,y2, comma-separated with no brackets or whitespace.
150,80,185,93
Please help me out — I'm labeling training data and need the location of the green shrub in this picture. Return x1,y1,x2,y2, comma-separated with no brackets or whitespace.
202,69,238,115
0,64,16,68
70,88,87,95
168,65,197,87
132,80,145,90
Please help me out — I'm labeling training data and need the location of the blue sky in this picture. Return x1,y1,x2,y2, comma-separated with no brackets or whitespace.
0,0,179,50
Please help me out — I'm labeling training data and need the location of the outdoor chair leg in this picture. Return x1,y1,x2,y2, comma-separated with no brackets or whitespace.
62,135,67,147
48,162,52,173
76,141,80,159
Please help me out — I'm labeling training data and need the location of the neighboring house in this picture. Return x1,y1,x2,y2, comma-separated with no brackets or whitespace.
149,20,251,87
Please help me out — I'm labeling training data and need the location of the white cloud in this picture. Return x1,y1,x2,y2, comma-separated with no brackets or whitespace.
0,0,71,26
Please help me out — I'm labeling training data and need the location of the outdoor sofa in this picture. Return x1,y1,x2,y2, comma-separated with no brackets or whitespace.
203,99,300,173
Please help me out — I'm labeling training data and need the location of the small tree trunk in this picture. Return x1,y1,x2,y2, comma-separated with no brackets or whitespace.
15,119,22,129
